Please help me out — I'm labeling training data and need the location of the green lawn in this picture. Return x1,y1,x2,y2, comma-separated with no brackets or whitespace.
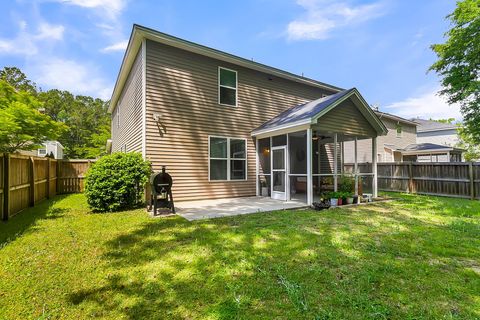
0,194,479,319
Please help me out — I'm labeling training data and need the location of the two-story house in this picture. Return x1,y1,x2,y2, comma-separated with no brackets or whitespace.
109,24,389,204
413,119,460,146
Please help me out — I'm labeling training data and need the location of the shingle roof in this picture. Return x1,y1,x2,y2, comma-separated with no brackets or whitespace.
253,88,355,132
375,111,418,126
402,143,453,151
413,119,458,132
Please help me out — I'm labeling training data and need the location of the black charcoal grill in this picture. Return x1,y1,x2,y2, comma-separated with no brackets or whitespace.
149,166,175,215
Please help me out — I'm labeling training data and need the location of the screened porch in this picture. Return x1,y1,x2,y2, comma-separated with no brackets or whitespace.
252,88,388,205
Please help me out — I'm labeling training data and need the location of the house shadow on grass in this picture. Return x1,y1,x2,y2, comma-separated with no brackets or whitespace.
0,196,68,247
66,201,480,319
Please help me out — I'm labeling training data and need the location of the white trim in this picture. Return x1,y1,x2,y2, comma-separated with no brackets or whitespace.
255,138,259,196
208,135,248,182
286,133,290,201
354,137,358,195
271,145,287,200
372,136,378,198
218,67,238,107
251,120,311,137
333,133,338,192
307,128,313,205
141,38,147,158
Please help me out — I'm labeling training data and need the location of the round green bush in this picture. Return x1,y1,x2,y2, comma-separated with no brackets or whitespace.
85,152,151,212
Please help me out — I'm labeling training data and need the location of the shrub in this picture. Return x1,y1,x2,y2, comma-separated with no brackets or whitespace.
338,175,354,194
85,152,151,212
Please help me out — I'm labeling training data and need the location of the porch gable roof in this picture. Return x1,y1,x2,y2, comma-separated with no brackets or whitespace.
251,88,387,136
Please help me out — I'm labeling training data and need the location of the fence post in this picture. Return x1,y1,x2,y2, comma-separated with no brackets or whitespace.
46,158,51,199
469,162,474,200
2,153,10,221
56,160,61,194
29,157,35,207
408,162,413,193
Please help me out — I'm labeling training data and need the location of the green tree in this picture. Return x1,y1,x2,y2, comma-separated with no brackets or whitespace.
430,0,480,142
61,95,110,158
431,118,456,124
456,126,480,161
0,80,66,153
0,66,111,158
0,67,37,94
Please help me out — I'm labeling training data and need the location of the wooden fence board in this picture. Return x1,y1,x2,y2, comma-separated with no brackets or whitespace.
346,162,480,200
1,154,95,220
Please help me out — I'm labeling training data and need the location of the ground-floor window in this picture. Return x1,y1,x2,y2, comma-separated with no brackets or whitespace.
209,136,247,181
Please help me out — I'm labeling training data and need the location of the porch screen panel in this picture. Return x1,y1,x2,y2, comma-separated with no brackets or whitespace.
258,138,271,196
289,131,307,202
288,131,307,174
258,138,271,175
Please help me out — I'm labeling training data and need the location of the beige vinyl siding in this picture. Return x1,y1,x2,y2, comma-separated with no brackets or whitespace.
145,39,335,201
314,101,377,137
111,49,143,153
344,118,417,163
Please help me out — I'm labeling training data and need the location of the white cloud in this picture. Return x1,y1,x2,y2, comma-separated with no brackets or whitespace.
287,0,386,40
31,58,112,99
384,87,462,121
0,21,64,56
58,0,126,20
35,22,65,40
101,40,128,53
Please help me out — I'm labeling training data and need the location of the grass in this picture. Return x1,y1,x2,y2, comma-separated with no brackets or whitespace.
0,193,479,319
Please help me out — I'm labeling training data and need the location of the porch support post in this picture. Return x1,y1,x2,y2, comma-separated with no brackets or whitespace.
372,136,378,198
341,142,345,174
307,128,313,205
354,137,358,195
255,137,259,196
334,133,338,192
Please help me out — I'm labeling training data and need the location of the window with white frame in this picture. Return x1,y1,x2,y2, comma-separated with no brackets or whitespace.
396,124,402,138
38,148,47,155
209,136,246,181
218,67,237,106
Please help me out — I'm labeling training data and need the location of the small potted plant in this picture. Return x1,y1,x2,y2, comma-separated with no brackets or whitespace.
327,192,339,207
346,193,354,204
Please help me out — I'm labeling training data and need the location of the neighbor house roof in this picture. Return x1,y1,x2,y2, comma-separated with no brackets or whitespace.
251,88,388,136
398,143,463,154
375,111,418,126
108,24,344,113
413,119,459,133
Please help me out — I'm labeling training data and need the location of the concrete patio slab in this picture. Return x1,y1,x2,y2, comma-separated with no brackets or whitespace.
175,196,307,221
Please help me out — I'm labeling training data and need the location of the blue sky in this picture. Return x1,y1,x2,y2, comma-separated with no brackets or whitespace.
0,0,461,120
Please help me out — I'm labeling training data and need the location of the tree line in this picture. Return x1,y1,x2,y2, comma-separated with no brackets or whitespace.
0,66,110,158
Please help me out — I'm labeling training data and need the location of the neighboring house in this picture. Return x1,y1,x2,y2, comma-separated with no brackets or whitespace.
37,141,64,159
344,112,464,163
344,111,417,163
413,118,460,146
109,24,388,204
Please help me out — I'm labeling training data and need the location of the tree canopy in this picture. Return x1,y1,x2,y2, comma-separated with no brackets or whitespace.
0,66,111,158
430,0,480,142
0,80,66,153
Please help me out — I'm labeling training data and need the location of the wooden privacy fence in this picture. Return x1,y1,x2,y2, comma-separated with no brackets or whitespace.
1,154,94,221
346,162,480,200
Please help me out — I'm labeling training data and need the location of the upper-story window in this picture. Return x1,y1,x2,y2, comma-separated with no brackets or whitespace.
218,67,237,106
396,124,402,138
